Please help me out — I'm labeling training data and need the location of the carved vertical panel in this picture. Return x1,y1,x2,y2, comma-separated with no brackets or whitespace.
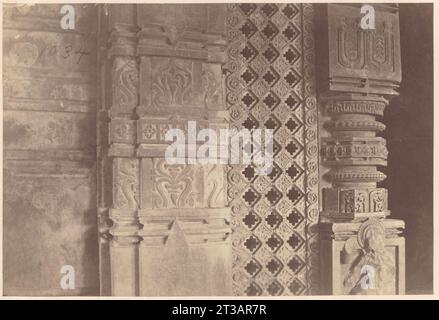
97,4,141,296
112,158,139,210
226,3,318,296
302,4,320,294
111,57,138,115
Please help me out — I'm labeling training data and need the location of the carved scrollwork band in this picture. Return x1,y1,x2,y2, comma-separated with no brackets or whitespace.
322,137,388,165
325,97,387,116
327,167,386,184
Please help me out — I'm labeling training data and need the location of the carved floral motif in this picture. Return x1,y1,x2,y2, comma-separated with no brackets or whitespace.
111,120,135,143
206,164,225,208
141,123,157,140
113,158,139,209
152,59,192,108
152,159,197,208
113,57,138,112
202,67,221,108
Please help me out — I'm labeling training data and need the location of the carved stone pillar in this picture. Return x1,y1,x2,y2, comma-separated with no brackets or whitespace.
97,4,232,296
97,4,141,296
317,4,405,294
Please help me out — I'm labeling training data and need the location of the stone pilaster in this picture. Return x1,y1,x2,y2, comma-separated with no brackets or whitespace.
317,4,405,294
96,4,141,296
98,4,232,296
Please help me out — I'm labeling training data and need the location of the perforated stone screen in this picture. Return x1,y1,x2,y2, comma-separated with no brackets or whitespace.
225,3,319,296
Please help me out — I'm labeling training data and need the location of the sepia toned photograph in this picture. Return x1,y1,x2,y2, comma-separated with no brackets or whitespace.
1,1,434,297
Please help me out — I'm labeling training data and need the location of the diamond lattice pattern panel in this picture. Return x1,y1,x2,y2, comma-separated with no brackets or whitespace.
226,3,319,296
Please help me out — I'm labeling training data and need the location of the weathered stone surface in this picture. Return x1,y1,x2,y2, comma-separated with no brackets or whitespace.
3,4,99,296
3,166,98,295
320,218,405,295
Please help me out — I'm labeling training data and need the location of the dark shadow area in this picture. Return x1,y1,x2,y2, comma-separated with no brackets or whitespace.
383,3,433,294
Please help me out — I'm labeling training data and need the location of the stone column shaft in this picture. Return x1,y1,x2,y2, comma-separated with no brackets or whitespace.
322,94,389,220
317,4,405,295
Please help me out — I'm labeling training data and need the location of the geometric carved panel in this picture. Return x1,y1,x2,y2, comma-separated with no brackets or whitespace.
327,4,401,95
226,3,319,295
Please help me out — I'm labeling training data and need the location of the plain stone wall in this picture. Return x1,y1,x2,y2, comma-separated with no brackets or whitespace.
3,4,99,296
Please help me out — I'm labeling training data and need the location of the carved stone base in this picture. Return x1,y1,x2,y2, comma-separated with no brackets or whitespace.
320,218,405,295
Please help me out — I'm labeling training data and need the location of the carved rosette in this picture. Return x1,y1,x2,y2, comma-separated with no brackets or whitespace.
322,95,390,220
